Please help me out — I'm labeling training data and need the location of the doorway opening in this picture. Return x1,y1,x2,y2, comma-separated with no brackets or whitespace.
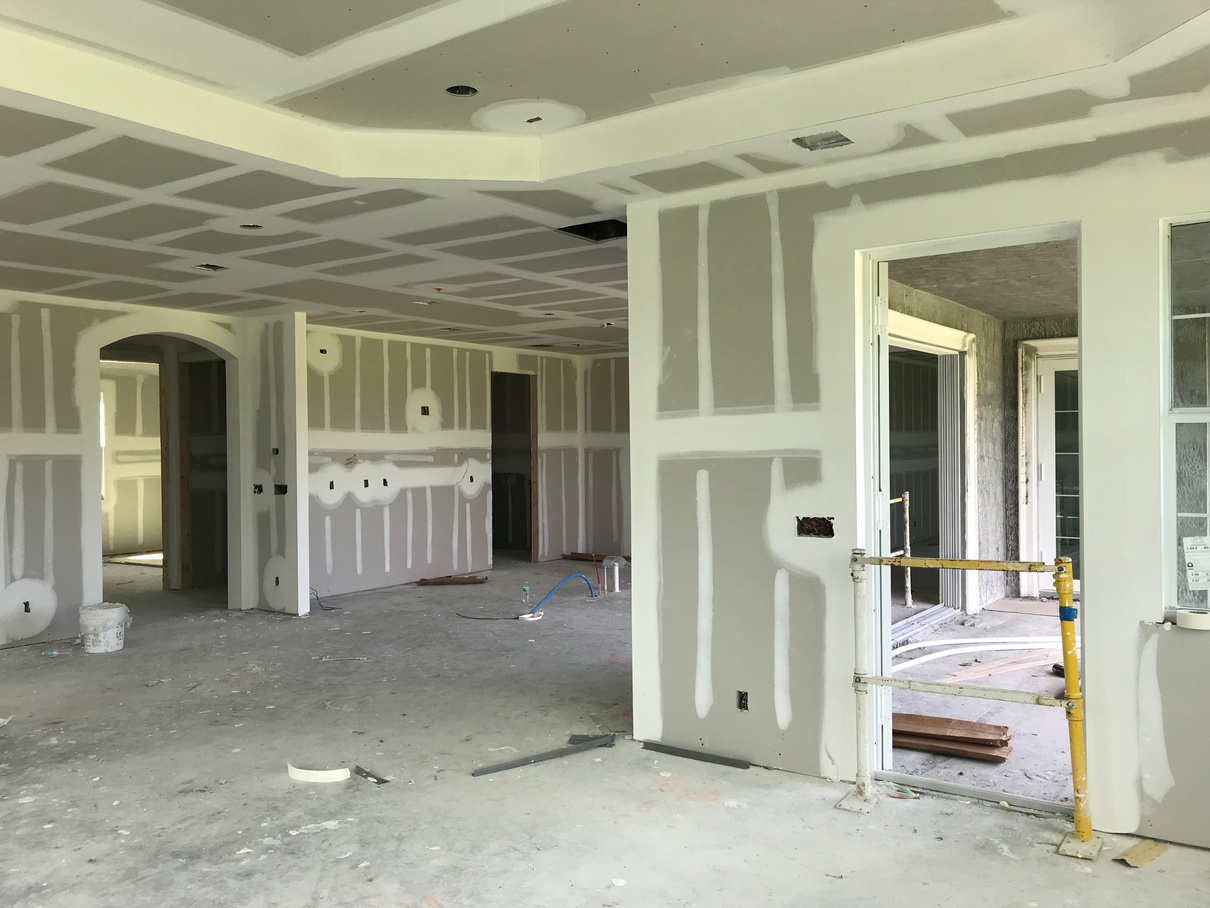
99,335,230,610
871,232,1080,807
490,371,538,563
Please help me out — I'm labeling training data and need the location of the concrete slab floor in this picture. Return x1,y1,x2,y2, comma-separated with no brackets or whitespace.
2,557,1208,907
892,611,1070,803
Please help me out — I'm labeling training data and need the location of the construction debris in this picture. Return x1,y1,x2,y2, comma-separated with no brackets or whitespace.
417,576,487,586
352,765,390,785
471,734,615,776
1115,839,1168,868
892,713,1013,763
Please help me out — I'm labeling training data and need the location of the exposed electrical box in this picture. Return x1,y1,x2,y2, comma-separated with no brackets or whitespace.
797,516,835,538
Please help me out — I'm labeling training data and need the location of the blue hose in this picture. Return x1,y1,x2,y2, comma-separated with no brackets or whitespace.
525,573,595,615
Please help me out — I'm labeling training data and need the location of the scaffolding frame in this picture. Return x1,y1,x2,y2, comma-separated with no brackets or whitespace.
848,550,1102,860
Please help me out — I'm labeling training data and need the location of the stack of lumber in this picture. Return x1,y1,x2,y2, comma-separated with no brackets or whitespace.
892,712,1013,763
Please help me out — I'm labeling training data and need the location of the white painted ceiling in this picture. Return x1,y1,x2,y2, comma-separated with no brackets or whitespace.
0,0,1208,350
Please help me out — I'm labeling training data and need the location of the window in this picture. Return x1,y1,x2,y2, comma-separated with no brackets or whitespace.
1171,221,1210,608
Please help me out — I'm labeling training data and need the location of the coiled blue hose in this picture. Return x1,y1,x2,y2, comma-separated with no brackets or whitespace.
525,573,596,616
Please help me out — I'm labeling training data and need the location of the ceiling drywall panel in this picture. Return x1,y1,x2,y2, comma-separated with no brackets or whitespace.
388,216,540,246
632,162,743,193
64,203,216,240
1129,44,1210,101
163,229,318,254
949,89,1102,137
510,245,626,272
62,279,164,301
319,252,432,276
48,137,231,188
0,263,89,292
443,230,591,260
483,189,600,218
277,0,1009,127
156,0,440,55
0,104,90,156
0,183,127,224
137,291,241,308
890,240,1078,320
246,239,389,266
282,188,430,222
175,170,343,207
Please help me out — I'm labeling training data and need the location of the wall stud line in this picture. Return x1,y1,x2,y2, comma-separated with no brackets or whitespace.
767,192,792,412
425,485,433,564
324,514,333,574
41,308,55,433
354,507,363,575
406,489,415,570
465,501,472,571
42,459,53,586
0,454,7,588
382,338,391,432
12,460,24,579
774,567,792,729
452,484,460,570
354,335,362,433
694,468,714,718
10,312,21,431
697,203,714,417
453,348,460,430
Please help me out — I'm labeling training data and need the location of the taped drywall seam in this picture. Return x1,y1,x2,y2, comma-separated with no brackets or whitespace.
425,486,433,564
1137,633,1176,805
767,192,792,412
587,450,595,551
540,452,549,558
354,508,363,576
774,567,792,730
425,347,432,391
452,484,460,570
465,502,472,571
612,450,620,543
12,461,24,579
560,451,568,556
9,312,20,430
695,468,714,718
482,353,491,429
382,338,391,432
268,330,279,557
610,359,618,432
453,349,460,430
324,515,333,574
0,454,7,587
354,336,362,433
383,505,391,574
464,351,472,430
323,370,331,432
559,360,566,432
215,494,224,574
697,203,714,417
41,308,55,433
137,477,145,548
406,489,414,570
42,460,53,585
485,490,493,567
135,373,145,437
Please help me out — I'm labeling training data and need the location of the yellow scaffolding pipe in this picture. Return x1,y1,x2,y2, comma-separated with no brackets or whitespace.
847,551,1102,860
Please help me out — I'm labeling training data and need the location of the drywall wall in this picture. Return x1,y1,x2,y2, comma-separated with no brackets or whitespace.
584,355,630,556
629,121,1210,846
0,294,310,648
305,327,600,597
99,360,161,556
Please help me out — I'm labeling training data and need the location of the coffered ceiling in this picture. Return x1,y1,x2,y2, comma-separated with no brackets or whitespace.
0,1,1208,351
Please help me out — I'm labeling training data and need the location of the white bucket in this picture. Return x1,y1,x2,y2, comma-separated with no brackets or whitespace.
80,603,131,654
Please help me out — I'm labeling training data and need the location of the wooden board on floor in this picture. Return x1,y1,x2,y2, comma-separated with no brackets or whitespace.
417,576,487,586
983,598,1060,617
893,732,1012,763
893,713,1011,746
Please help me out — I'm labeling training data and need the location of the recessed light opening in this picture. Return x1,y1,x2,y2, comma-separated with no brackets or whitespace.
192,263,228,272
239,223,263,231
526,116,543,124
792,131,853,151
446,85,479,97
557,219,627,244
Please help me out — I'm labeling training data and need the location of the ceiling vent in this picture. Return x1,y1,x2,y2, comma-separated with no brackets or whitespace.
557,219,627,244
192,263,228,272
792,131,853,151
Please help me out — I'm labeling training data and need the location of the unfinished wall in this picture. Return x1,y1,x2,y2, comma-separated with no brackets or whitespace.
629,119,1210,846
185,360,227,588
490,372,533,552
99,361,161,556
305,328,602,597
0,295,310,648
584,355,630,556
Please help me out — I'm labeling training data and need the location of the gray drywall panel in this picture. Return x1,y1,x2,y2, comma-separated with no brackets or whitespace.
359,337,385,433
0,311,11,429
777,187,824,407
658,206,700,415
1138,625,1210,848
708,194,775,411
17,308,46,431
307,359,325,429
657,456,826,773
428,345,456,431
467,350,489,432
587,360,611,433
562,360,577,432
387,340,410,432
326,333,356,431
587,448,624,554
615,358,630,432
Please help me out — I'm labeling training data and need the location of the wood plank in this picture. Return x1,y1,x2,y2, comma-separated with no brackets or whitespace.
893,712,1011,746
417,576,486,586
893,731,1012,763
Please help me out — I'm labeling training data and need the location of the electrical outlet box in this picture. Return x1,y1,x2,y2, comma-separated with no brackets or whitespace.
737,691,749,711
796,516,835,538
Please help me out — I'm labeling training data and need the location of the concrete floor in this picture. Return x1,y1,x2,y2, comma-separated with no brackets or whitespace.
3,556,1208,907
891,610,1071,804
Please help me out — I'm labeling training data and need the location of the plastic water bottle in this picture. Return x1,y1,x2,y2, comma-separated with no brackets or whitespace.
522,585,532,610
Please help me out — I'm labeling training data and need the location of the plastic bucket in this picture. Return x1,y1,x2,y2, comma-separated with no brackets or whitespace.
80,603,131,653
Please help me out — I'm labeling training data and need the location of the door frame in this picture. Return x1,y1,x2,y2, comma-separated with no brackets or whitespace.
1018,338,1079,596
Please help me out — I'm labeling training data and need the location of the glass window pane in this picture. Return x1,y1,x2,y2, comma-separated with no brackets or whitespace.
1176,422,1209,514
1173,317,1210,408
1055,370,1079,412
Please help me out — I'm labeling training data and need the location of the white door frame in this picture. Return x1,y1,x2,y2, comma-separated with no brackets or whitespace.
887,310,981,613
1018,338,1079,596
